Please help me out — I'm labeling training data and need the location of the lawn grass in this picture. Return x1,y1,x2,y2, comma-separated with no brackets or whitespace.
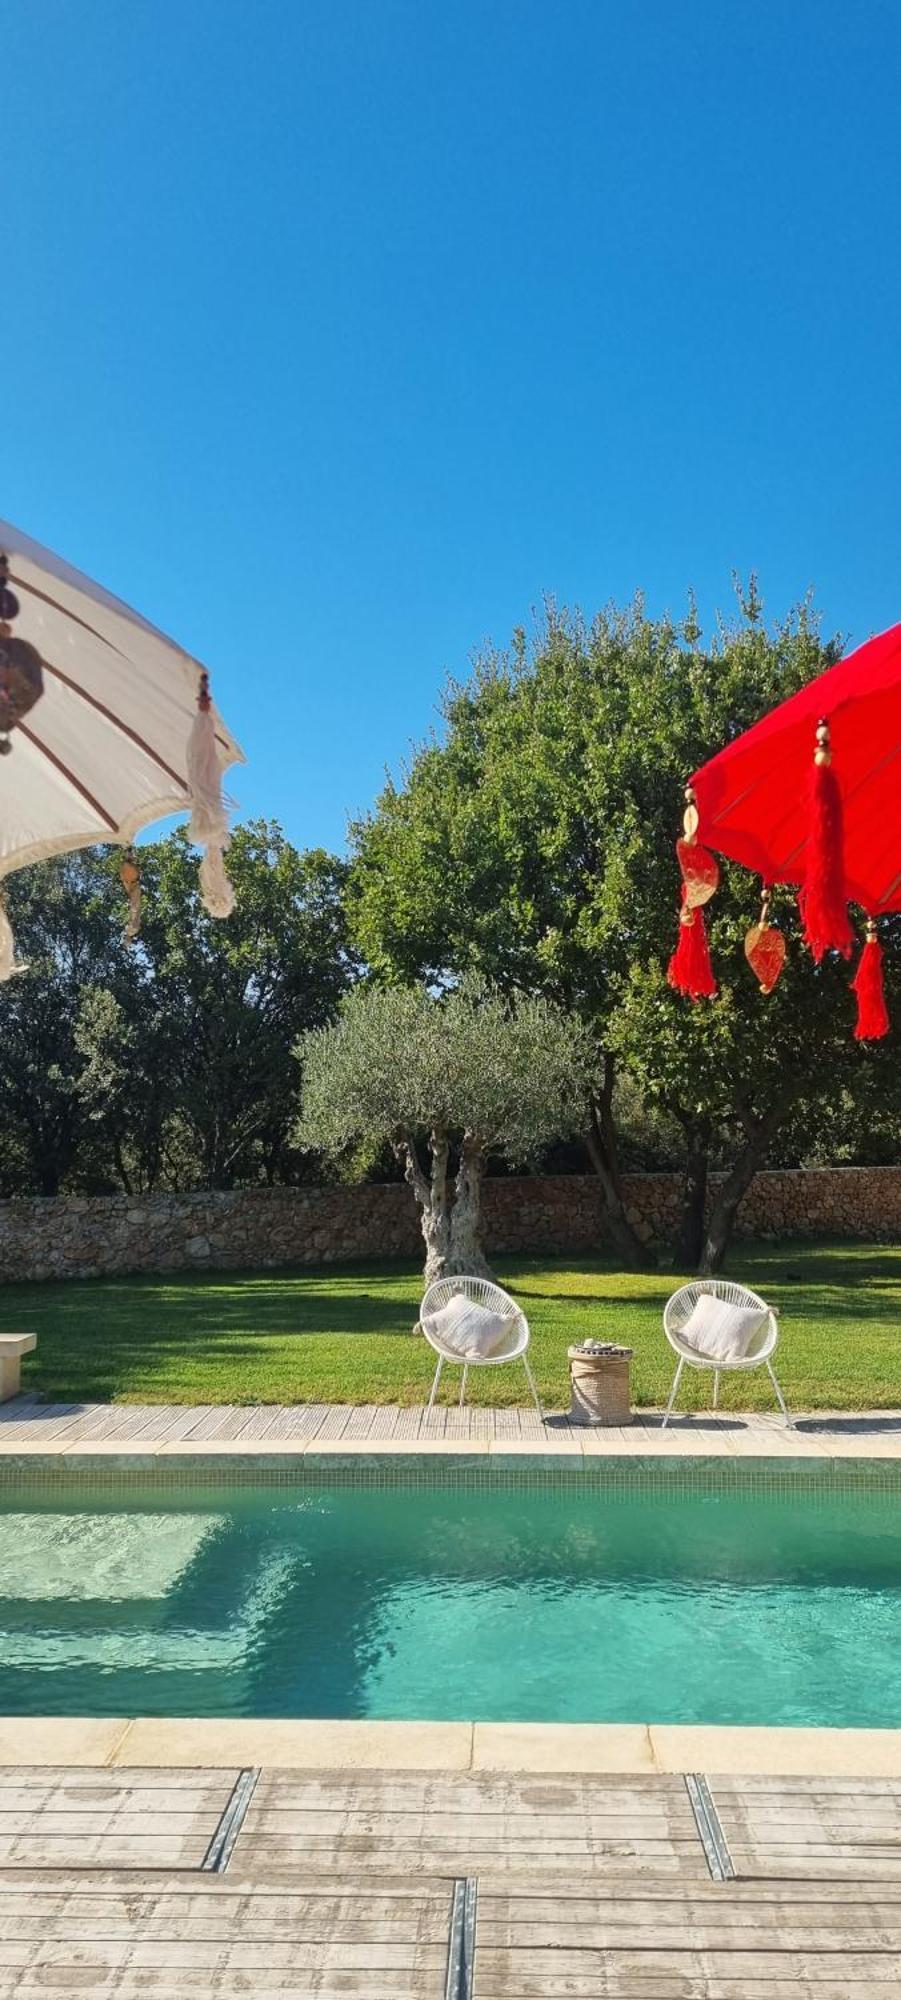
6,1237,900,1412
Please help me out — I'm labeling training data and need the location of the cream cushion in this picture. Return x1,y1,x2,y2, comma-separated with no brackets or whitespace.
429,1294,511,1358
680,1292,768,1363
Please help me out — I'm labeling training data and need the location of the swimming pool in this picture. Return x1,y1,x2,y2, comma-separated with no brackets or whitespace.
0,1464,898,1727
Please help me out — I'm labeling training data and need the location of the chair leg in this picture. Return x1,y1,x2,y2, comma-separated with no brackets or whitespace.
662,1357,684,1429
427,1356,443,1413
459,1365,468,1409
523,1353,544,1423
712,1369,720,1412
766,1359,792,1427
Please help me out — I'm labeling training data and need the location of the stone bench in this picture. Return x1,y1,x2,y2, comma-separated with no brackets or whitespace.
0,1334,36,1402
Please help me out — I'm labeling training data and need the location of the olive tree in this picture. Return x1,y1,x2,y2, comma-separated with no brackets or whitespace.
295,980,592,1280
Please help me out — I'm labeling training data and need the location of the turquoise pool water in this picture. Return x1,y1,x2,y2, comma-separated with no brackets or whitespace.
0,1474,899,1725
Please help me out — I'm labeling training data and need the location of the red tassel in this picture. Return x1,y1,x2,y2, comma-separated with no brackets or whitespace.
852,928,890,1041
667,895,717,1000
798,721,853,961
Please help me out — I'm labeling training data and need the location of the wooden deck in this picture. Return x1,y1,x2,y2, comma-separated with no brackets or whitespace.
3,1395,901,1456
0,1766,898,1995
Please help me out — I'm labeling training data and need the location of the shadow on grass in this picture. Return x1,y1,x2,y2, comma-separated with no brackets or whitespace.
7,1266,428,1402
5,1241,900,1406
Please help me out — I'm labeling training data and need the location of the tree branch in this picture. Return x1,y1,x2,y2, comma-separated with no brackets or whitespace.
392,1129,431,1209
429,1124,449,1214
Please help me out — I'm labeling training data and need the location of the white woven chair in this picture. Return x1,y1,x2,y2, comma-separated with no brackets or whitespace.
420,1275,543,1419
662,1278,790,1427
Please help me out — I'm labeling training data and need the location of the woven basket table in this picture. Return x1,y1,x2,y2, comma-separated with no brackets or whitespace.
567,1343,634,1426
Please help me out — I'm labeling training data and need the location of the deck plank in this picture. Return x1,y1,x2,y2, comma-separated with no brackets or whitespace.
712,1775,901,1882
0,1771,237,1872
262,1404,330,1440
313,1406,354,1441
0,1766,899,1995
0,1856,452,2000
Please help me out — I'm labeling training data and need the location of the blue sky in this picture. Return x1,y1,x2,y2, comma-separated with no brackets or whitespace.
3,1,900,852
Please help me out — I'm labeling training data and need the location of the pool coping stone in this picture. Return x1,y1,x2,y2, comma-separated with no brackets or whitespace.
1,1717,901,1777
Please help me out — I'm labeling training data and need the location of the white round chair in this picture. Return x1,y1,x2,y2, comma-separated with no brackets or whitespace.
419,1275,543,1420
662,1278,790,1427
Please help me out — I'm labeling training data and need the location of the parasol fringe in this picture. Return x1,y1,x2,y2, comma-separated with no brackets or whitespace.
667,893,717,1001
798,720,854,962
187,672,235,920
124,880,141,941
119,850,141,943
852,924,890,1041
0,900,25,981
199,846,236,919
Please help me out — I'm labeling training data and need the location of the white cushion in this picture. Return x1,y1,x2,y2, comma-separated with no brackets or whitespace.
679,1292,768,1363
429,1294,511,1358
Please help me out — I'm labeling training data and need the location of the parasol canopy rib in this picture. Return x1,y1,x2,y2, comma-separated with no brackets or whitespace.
0,516,245,880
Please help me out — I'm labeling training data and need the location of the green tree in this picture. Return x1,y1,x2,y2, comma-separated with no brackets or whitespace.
134,820,358,1188
0,850,152,1193
296,980,592,1280
74,981,175,1193
0,820,356,1195
347,588,852,1269
609,947,857,1270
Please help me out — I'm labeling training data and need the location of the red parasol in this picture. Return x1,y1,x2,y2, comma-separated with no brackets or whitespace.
667,622,901,1038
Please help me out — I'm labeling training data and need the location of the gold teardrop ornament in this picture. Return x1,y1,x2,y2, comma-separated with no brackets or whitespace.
744,922,787,995
676,837,720,909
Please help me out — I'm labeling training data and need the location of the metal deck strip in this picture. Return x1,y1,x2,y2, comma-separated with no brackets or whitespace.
445,1876,477,2000
462,1874,477,1995
685,1772,735,1881
201,1766,260,1873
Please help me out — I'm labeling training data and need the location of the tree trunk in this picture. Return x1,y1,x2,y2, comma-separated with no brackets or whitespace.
113,1140,134,1197
584,1071,655,1269
396,1126,452,1284
674,1116,711,1270
36,1152,61,1197
448,1133,494,1278
699,1106,783,1274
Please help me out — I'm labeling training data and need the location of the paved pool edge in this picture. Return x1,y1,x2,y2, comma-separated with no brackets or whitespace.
5,1404,901,1460
1,1716,901,1776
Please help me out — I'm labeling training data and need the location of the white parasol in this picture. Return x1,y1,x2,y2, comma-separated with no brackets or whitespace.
0,516,245,963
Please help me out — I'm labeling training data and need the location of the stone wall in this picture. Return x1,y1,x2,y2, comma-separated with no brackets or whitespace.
482,1168,901,1253
0,1168,898,1282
